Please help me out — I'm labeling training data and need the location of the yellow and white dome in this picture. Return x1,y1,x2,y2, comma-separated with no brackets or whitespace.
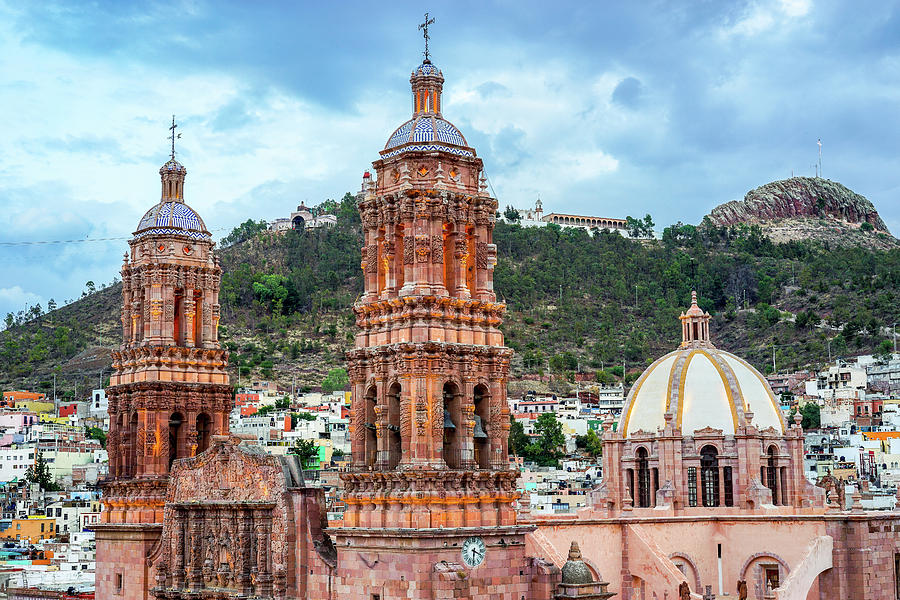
619,293,785,437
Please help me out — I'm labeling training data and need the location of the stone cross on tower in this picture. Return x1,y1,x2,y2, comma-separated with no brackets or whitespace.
418,12,435,61
168,115,181,160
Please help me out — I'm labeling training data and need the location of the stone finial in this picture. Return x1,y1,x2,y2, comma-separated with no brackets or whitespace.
560,541,593,585
793,411,803,427
568,541,582,561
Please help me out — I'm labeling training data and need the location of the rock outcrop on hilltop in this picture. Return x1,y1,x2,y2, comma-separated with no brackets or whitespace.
708,177,889,232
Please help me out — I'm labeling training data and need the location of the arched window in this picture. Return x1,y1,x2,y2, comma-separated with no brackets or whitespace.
766,445,779,505
196,413,211,455
700,445,720,507
636,447,651,508
442,223,455,293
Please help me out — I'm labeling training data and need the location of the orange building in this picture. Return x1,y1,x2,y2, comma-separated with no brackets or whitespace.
2,391,46,405
0,517,56,543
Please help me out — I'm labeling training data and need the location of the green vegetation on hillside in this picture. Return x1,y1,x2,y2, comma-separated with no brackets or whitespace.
3,193,899,395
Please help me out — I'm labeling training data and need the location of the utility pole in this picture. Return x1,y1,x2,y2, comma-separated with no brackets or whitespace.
772,345,777,374
634,284,638,308
893,323,898,354
827,338,831,363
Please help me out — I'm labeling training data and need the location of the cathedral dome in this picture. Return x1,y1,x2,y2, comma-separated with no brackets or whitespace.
380,59,474,159
384,115,468,151
414,60,441,77
619,293,785,438
134,200,211,240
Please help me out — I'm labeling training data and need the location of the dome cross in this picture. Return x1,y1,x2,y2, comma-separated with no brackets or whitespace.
418,13,435,62
168,115,182,161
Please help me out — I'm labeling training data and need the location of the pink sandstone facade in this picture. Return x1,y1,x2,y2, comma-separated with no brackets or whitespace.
95,53,900,600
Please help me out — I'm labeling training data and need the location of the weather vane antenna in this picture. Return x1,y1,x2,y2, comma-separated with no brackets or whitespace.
419,13,435,62
168,115,182,160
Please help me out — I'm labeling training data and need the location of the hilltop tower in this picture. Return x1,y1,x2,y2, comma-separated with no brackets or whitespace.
95,153,231,599
335,47,539,598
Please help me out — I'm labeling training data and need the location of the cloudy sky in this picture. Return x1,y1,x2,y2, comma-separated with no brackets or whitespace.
2,0,899,320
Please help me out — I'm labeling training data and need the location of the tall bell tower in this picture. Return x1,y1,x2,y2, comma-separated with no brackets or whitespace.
335,24,535,599
96,131,232,599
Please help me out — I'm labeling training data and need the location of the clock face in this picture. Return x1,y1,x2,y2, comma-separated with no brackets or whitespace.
461,536,486,568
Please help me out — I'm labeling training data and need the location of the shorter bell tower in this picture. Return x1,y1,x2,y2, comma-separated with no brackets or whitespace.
96,137,232,599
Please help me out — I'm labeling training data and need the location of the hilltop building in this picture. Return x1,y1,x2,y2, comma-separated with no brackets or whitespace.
269,202,337,232
504,199,627,233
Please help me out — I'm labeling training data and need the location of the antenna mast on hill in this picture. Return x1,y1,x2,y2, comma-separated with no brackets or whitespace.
817,138,822,179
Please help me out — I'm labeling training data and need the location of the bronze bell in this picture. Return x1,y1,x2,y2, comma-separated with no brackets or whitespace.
443,409,456,429
473,414,488,439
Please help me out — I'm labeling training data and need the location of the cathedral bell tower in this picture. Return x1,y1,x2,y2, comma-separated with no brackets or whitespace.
96,131,232,599
335,24,534,599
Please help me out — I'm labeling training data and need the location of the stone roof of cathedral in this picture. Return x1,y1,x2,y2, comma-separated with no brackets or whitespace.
619,294,786,438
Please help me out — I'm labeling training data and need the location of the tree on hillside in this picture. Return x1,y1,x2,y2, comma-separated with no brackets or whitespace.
25,451,60,491
289,439,320,468
528,412,565,466
575,428,602,457
221,219,269,247
508,416,529,457
789,403,821,430
321,368,349,394
504,206,521,223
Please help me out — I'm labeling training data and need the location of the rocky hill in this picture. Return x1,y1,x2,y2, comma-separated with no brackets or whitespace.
707,177,895,248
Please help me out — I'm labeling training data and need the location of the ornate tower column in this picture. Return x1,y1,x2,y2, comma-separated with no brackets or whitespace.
336,40,534,600
96,139,232,600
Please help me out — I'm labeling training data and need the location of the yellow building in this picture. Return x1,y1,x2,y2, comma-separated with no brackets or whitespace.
0,516,56,543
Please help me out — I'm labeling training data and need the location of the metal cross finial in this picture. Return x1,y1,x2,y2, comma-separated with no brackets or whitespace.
168,115,182,160
419,13,435,62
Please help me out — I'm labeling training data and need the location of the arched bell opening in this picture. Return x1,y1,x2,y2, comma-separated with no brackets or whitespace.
442,382,461,468
386,383,402,469
473,384,490,469
291,215,305,231
127,412,138,478
364,386,377,468
196,413,212,455
168,412,184,469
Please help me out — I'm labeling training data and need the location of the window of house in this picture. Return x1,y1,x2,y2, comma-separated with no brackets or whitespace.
116,573,123,593
764,565,780,592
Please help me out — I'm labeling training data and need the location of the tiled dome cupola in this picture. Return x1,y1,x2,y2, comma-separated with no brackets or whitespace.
382,59,472,159
134,158,211,241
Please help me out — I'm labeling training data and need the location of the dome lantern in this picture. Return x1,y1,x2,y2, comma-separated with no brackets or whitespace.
680,290,712,348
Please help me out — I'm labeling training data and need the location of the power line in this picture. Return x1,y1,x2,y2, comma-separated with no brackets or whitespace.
0,227,231,247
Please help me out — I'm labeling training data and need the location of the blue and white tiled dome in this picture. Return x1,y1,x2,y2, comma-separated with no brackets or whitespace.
134,201,211,240
414,61,441,77
159,158,186,173
382,115,473,159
